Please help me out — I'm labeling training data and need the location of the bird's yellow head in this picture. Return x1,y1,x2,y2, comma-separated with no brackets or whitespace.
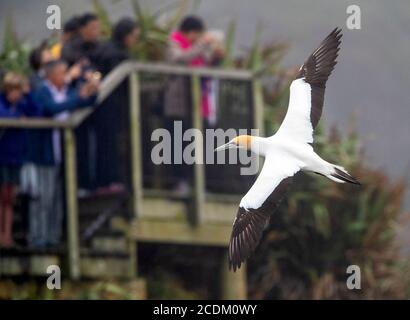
214,135,253,152
232,135,253,149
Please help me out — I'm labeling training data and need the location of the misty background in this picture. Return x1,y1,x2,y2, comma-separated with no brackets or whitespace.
0,0,409,219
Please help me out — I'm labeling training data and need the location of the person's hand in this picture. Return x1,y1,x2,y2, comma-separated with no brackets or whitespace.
79,84,90,98
87,72,101,95
83,70,93,81
68,63,82,81
87,81,100,95
200,32,216,46
79,77,100,98
212,46,225,59
22,80,30,94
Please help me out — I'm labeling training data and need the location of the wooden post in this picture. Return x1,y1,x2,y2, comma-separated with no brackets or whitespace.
190,75,205,225
252,78,264,136
151,117,163,189
128,72,143,279
252,78,265,170
129,72,143,218
64,128,80,280
220,253,247,299
127,238,137,279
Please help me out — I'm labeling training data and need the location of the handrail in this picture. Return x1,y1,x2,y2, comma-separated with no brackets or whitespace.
0,61,259,280
0,117,75,128
0,61,254,130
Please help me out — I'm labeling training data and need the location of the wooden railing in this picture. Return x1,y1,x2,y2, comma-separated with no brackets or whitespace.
0,61,263,280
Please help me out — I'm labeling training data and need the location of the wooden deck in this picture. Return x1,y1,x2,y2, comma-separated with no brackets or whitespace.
0,61,262,299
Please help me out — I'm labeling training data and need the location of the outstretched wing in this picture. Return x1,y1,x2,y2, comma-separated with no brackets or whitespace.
229,154,300,271
276,28,342,143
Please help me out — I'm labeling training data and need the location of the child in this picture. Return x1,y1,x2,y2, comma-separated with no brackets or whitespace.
165,15,225,124
166,15,224,67
164,16,225,194
0,72,38,247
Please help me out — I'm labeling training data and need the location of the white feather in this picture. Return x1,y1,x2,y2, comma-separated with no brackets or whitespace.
275,78,314,143
239,152,300,210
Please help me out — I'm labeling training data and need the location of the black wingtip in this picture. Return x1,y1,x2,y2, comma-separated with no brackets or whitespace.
331,27,343,36
327,27,343,43
332,168,361,185
228,258,240,272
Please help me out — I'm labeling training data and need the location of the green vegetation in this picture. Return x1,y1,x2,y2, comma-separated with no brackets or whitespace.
0,280,145,300
0,16,30,75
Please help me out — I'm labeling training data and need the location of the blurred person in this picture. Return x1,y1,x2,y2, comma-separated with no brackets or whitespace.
29,42,83,94
166,15,224,66
61,13,102,67
28,42,54,90
25,60,99,249
166,16,225,124
76,18,140,193
164,16,225,194
50,15,81,60
75,18,140,194
0,72,38,248
95,17,140,75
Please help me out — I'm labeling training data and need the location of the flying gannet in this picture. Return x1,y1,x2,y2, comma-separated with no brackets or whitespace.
214,28,360,271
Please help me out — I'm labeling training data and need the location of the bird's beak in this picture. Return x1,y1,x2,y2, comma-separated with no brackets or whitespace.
214,142,237,152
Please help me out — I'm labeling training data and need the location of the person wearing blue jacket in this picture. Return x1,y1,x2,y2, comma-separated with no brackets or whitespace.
26,59,99,249
0,72,38,248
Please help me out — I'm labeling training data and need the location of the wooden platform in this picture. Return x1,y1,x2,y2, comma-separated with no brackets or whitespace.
129,219,231,246
0,62,262,300
0,254,60,277
139,190,238,221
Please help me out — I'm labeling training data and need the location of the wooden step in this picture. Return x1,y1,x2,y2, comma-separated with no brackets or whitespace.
109,216,129,232
129,219,231,246
79,254,131,279
0,254,60,276
80,214,130,243
78,193,128,216
91,234,128,254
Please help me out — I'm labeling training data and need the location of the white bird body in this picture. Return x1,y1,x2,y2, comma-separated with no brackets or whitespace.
240,136,339,211
214,28,361,271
